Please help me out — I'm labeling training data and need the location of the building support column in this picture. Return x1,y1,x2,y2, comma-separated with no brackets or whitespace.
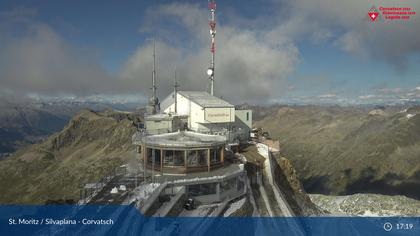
143,145,147,181
142,145,146,162
152,149,155,182
184,150,187,173
221,146,224,165
207,148,211,172
160,149,163,174
216,182,221,201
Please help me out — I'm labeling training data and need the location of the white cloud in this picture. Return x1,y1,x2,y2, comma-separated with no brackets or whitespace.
359,94,376,100
258,0,419,72
0,23,117,95
318,94,337,98
1,1,420,104
121,3,300,104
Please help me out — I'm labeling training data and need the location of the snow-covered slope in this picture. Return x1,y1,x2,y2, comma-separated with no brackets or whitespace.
310,193,420,216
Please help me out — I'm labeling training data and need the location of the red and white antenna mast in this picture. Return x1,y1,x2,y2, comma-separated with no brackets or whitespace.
206,0,216,95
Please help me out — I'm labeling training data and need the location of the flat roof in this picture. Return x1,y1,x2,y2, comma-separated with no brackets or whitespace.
178,91,234,108
142,131,227,148
145,113,188,121
154,163,244,185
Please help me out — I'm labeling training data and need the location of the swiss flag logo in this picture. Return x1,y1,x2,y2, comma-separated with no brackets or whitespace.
369,12,379,21
368,6,380,22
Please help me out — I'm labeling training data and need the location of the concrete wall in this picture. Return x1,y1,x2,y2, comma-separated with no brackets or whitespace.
184,174,247,204
164,93,190,116
235,110,252,129
164,92,235,133
145,120,173,135
190,101,204,130
189,102,234,131
219,174,246,201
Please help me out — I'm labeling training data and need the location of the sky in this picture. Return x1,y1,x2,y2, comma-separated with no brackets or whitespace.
0,0,419,105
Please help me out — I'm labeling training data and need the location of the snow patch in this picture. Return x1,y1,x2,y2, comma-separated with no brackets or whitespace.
180,204,219,217
126,183,160,204
110,187,118,194
361,210,380,217
224,198,246,216
256,143,269,159
407,113,416,119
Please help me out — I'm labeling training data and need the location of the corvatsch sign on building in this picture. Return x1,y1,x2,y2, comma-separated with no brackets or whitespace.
204,107,234,123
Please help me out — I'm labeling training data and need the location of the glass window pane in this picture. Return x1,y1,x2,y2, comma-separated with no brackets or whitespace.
147,148,153,164
164,150,174,165
173,150,185,166
154,149,161,164
210,148,220,163
188,183,217,196
197,150,207,166
187,150,197,166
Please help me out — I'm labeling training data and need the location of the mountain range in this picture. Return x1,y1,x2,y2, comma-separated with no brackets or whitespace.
255,105,420,200
0,109,142,203
0,97,140,158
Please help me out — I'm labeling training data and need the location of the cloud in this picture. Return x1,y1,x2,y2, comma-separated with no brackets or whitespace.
359,94,376,100
0,4,300,104
0,9,121,96
121,3,300,104
1,1,419,104
318,94,337,98
0,7,154,98
119,40,184,98
1,28,107,95
274,0,420,69
358,86,420,103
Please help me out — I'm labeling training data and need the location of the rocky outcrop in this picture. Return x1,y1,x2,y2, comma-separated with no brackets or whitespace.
47,109,137,153
242,145,324,216
271,155,325,216
0,109,142,204
310,193,420,216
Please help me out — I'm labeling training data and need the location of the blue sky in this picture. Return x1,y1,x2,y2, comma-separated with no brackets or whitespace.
0,0,419,104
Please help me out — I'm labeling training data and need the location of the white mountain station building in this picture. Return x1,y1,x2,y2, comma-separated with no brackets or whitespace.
144,90,252,146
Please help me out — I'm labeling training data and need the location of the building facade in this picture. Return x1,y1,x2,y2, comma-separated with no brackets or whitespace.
160,91,252,145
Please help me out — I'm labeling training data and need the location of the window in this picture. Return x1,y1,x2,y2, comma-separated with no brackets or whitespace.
187,150,207,166
246,112,249,121
210,148,220,163
147,148,161,165
197,150,207,166
188,183,217,196
146,148,153,164
220,177,236,192
187,150,197,167
154,149,161,164
173,150,185,166
164,150,174,165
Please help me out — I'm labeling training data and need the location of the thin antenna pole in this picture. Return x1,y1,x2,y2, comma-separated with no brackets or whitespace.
174,67,178,114
208,0,216,95
152,38,157,103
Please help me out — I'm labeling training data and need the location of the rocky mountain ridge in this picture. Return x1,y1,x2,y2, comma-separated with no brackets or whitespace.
0,109,141,203
255,105,420,200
